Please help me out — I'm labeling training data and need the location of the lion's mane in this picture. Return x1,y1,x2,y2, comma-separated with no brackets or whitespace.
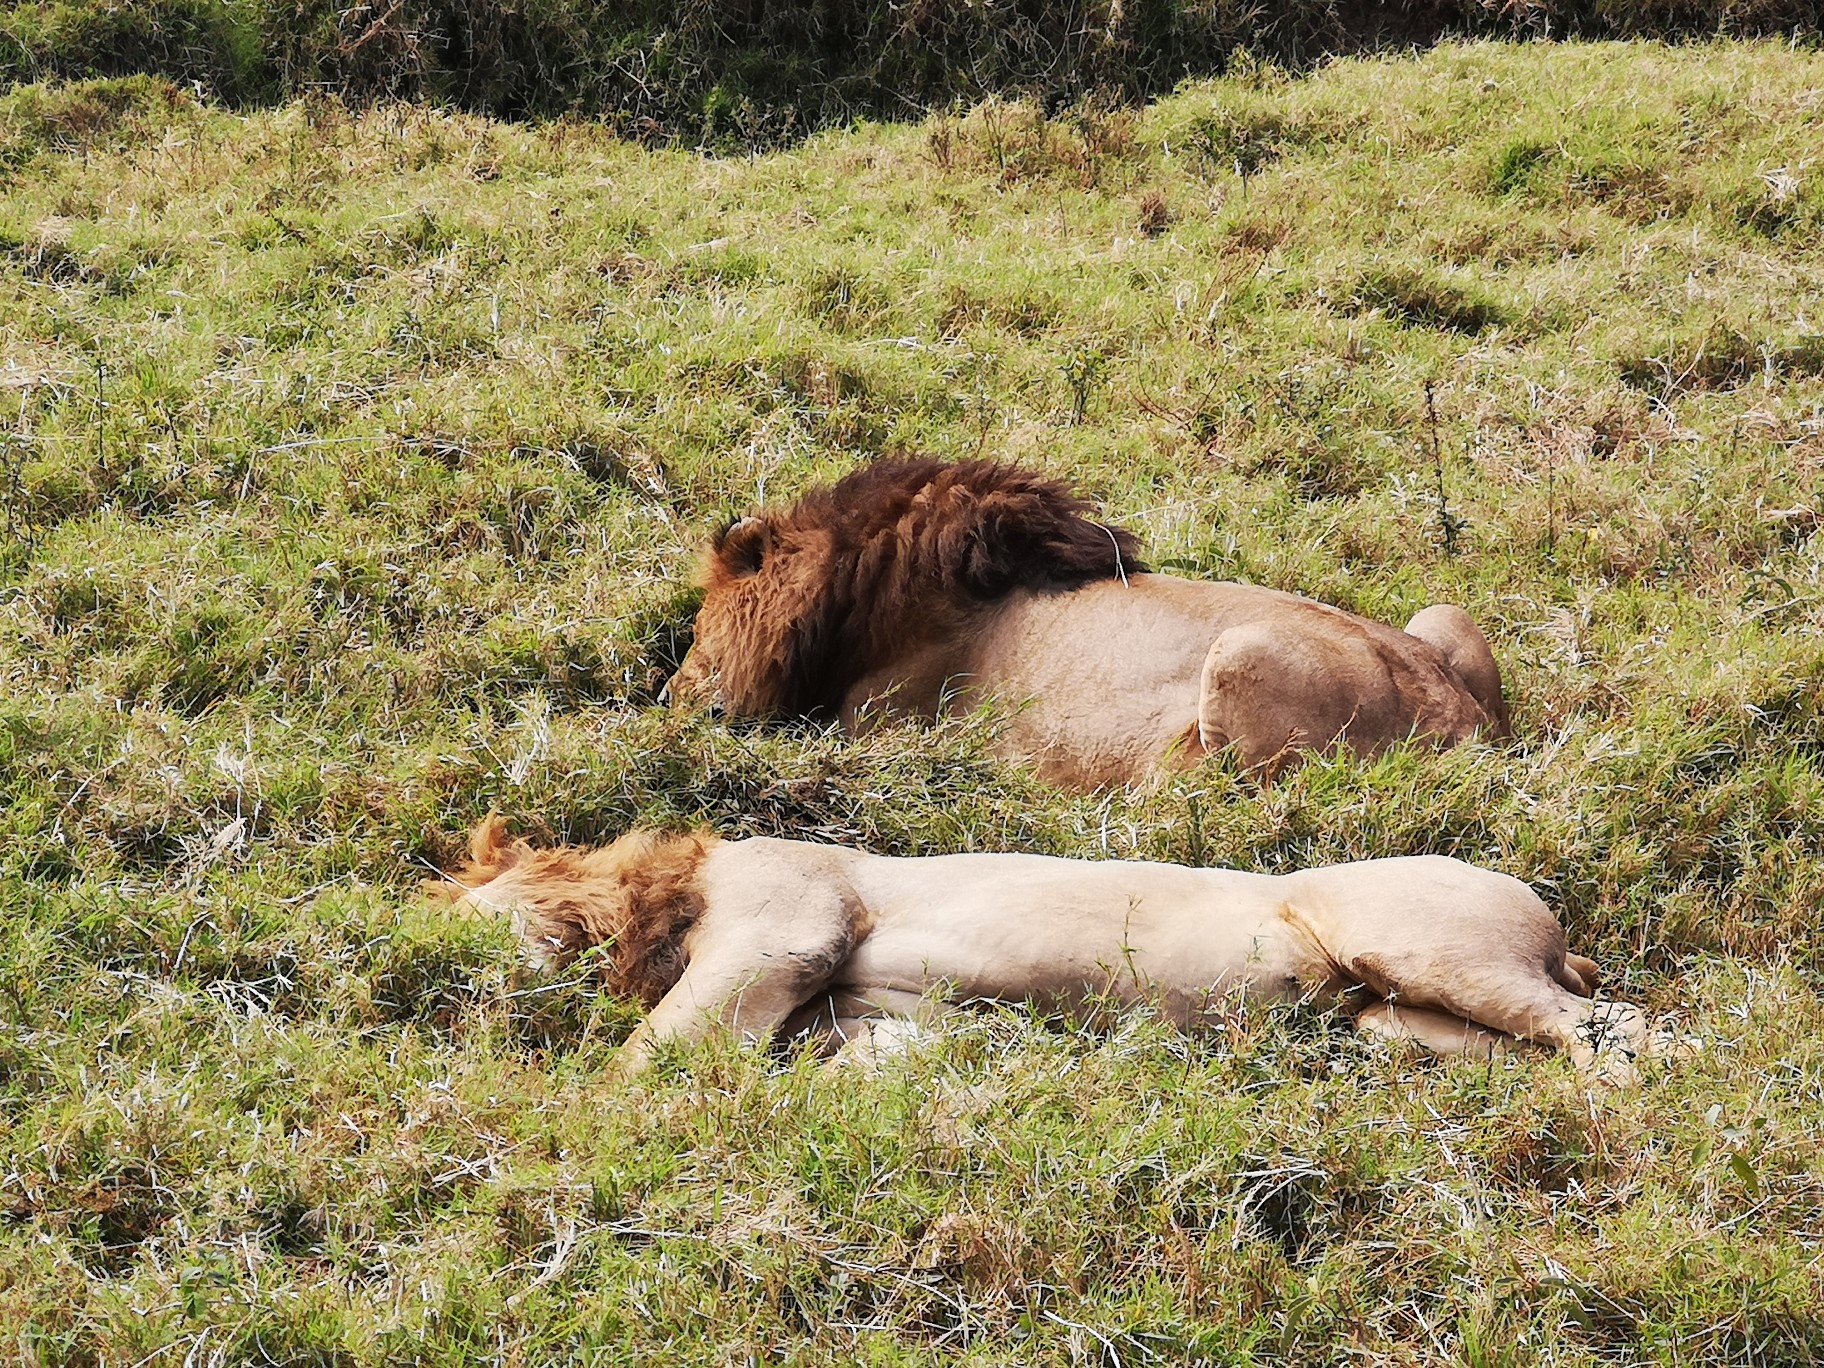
431,816,714,1007
697,458,1147,717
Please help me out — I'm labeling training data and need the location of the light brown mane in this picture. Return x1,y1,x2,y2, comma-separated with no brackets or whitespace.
431,816,715,1007
691,458,1147,718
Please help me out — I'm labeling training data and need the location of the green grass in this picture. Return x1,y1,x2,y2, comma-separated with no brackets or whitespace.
3,38,1824,1364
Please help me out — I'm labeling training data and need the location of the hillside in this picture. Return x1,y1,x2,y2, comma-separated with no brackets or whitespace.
3,40,1824,1364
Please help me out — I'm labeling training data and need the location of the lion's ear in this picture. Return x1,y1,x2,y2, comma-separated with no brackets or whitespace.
716,516,771,577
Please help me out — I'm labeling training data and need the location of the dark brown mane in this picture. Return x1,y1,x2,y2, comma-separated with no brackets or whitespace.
702,459,1147,718
431,817,715,1008
788,458,1144,595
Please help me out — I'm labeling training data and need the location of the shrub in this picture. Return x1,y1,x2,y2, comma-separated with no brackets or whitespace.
5,0,1821,146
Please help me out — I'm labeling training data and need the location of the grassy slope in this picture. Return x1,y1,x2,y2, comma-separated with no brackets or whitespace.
2,40,1824,1365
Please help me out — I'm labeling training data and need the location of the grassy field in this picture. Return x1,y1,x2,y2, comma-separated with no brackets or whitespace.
4,38,1824,1365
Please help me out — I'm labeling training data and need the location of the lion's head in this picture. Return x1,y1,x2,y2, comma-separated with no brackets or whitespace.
430,816,715,1007
664,459,1146,719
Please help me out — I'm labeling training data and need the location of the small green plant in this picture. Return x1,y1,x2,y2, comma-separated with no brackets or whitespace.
1060,344,1108,424
1487,136,1556,196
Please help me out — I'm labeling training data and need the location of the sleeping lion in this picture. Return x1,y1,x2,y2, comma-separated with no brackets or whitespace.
663,459,1511,789
436,818,1658,1085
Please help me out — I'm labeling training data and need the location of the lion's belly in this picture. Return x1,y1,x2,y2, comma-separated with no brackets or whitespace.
833,852,1340,1020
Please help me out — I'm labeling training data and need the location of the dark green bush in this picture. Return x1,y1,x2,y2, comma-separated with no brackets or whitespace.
0,71,199,177
4,0,1820,146
1,0,269,102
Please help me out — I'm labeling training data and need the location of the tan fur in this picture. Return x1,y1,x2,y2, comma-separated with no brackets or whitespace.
665,460,1511,789
444,822,1660,1085
430,816,715,1008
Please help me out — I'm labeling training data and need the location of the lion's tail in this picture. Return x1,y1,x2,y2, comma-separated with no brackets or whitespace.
423,812,526,901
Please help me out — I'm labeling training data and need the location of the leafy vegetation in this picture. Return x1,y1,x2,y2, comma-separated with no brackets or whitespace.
3,0,1822,146
3,38,1824,1363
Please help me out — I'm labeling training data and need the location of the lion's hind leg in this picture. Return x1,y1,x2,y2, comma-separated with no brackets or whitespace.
1342,977,1656,1087
1351,994,1655,1086
1379,967,1653,1087
1198,623,1356,775
1289,860,1653,1085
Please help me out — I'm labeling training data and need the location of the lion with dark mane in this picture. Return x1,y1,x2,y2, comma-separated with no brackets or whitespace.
664,459,1511,788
